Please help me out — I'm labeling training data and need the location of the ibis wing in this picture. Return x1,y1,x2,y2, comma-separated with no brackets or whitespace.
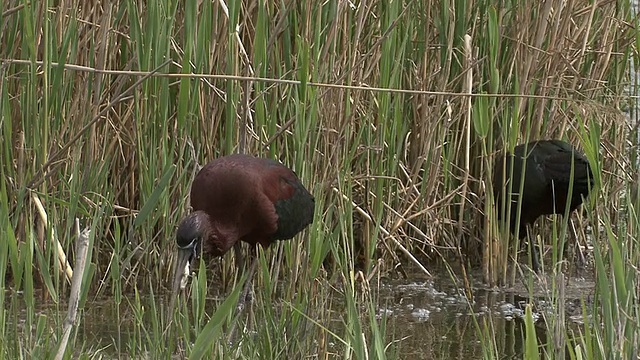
541,151,593,191
261,168,315,241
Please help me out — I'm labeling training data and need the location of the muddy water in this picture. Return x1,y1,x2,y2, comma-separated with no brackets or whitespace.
6,265,595,358
374,265,595,359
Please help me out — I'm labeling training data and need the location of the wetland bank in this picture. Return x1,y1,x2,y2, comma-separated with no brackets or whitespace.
1,0,638,358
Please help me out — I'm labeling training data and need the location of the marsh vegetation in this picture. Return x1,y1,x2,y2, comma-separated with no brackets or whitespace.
1,0,638,358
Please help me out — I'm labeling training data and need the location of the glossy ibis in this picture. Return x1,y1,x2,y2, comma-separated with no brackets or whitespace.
492,139,593,272
170,154,315,312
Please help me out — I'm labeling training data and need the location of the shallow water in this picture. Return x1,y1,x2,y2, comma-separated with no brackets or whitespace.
4,263,595,359
374,264,595,359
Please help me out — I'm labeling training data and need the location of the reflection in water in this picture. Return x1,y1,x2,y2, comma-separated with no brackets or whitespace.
381,264,593,359
4,265,594,359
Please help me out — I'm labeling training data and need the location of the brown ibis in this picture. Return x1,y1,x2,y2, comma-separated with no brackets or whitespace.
169,154,315,312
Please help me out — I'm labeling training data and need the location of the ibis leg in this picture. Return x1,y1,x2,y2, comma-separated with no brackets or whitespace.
234,242,244,275
236,247,258,312
569,219,586,268
530,242,541,273
524,227,542,273
227,249,258,345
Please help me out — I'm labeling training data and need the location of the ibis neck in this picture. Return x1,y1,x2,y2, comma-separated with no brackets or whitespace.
201,220,239,257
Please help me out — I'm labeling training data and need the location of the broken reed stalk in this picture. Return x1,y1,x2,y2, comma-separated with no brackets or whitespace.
54,221,91,360
459,34,473,299
31,193,73,283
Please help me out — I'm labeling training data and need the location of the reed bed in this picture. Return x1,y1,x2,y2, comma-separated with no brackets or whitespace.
0,0,638,358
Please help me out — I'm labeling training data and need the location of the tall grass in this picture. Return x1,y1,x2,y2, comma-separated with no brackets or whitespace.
0,0,637,358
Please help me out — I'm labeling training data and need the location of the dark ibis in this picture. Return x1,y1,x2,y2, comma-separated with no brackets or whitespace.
492,139,594,272
170,154,315,312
